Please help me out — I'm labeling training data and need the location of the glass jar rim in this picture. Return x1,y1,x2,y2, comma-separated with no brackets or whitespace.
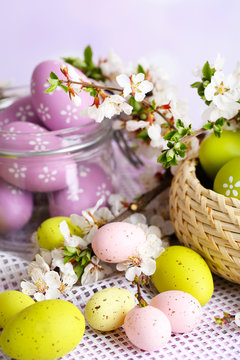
0,118,113,157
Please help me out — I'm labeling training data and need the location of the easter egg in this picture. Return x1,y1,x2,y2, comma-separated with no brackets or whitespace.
213,157,240,199
0,299,85,360
92,222,145,263
0,121,62,152
199,130,240,179
151,246,214,306
124,305,171,351
85,287,135,331
150,290,202,333
37,216,82,250
31,60,93,130
0,178,33,233
0,291,35,328
0,155,77,192
49,163,113,217
0,95,41,129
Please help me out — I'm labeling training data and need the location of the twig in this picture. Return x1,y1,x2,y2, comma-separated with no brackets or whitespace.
110,171,172,223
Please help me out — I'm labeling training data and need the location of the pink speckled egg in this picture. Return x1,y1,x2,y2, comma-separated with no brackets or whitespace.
49,162,113,217
92,222,145,263
0,156,77,192
0,178,33,233
124,305,171,351
150,290,202,333
0,121,62,152
31,60,93,130
0,96,41,129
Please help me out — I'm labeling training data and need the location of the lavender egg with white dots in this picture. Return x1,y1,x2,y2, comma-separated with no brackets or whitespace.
48,163,113,217
0,156,78,193
0,96,41,129
0,178,33,233
0,121,62,152
31,60,93,130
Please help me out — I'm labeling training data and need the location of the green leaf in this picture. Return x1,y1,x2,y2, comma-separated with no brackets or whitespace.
44,84,57,93
176,119,184,128
137,64,146,74
60,84,69,93
136,128,150,142
166,149,175,162
180,142,188,150
64,255,74,264
74,263,84,279
64,246,78,255
50,72,59,80
164,130,177,140
190,81,202,88
84,45,93,66
202,61,212,81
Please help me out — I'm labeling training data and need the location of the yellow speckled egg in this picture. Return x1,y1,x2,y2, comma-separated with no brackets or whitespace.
152,246,214,306
0,299,85,360
0,291,35,328
85,287,135,331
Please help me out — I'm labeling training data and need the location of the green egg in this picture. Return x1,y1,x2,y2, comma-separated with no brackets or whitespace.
0,299,85,360
0,291,35,328
213,157,240,199
199,130,240,179
37,217,82,250
151,246,214,306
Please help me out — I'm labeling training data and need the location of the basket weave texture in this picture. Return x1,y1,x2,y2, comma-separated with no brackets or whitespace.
169,156,240,284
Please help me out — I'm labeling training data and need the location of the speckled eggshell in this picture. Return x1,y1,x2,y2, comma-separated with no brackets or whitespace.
92,222,146,263
124,305,171,351
0,121,62,152
85,287,135,332
0,156,77,192
0,96,41,129
150,290,202,333
49,163,113,217
0,178,33,233
31,60,93,130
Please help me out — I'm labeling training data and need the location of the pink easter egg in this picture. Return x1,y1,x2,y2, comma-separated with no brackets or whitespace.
92,222,146,263
0,155,77,192
0,96,42,129
31,60,94,130
150,290,202,333
48,163,113,217
124,305,171,351
0,178,33,233
0,121,62,152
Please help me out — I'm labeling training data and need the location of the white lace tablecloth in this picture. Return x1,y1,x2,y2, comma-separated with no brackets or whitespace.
0,251,240,360
0,152,240,360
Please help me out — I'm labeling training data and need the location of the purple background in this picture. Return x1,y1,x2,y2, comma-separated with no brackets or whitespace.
1,0,239,126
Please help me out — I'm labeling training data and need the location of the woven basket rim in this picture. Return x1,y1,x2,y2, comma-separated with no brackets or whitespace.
179,156,240,208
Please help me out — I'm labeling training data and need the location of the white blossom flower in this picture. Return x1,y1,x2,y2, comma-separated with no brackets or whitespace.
138,166,162,191
204,71,240,111
213,53,224,71
116,256,156,281
88,95,132,123
100,50,126,78
116,73,153,101
108,193,127,216
59,220,88,248
81,256,112,285
202,101,240,122
21,268,64,301
150,214,175,236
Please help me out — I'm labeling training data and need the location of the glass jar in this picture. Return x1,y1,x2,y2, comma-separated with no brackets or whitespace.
0,116,116,252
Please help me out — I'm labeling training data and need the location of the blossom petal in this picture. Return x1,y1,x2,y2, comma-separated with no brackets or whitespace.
21,281,38,296
44,271,62,289
45,288,61,300
125,266,142,281
34,292,46,302
116,74,131,88
141,258,156,276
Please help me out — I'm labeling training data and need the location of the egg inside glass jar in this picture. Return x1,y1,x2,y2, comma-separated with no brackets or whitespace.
0,74,115,244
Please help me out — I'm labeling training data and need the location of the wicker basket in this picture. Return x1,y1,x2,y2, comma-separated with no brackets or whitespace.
169,156,240,284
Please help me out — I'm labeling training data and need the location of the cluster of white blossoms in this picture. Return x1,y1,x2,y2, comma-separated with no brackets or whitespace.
194,54,240,124
116,213,168,281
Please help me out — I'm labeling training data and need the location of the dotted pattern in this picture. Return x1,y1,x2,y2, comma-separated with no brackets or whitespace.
0,251,240,360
